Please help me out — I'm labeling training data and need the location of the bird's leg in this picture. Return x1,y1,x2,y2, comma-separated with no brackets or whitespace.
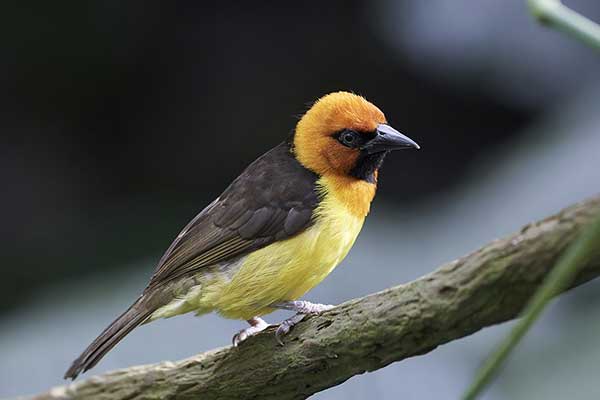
273,300,335,314
271,300,335,345
232,316,270,347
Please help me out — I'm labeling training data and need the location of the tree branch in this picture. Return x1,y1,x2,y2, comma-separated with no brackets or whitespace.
31,195,600,400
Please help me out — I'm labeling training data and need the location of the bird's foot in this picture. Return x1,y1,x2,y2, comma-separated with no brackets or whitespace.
275,313,305,345
272,300,335,314
271,301,336,345
232,317,270,347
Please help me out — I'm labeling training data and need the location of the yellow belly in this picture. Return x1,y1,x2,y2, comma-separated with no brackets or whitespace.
151,176,370,322
208,193,364,320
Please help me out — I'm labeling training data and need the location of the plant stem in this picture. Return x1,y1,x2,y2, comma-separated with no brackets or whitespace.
462,5,600,397
463,212,600,400
528,0,600,50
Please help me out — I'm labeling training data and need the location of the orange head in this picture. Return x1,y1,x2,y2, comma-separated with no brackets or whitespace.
293,92,419,183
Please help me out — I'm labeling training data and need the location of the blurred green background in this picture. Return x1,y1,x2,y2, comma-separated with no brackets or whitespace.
1,1,600,398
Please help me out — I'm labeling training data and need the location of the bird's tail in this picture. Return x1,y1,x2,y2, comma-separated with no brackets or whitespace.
64,296,154,380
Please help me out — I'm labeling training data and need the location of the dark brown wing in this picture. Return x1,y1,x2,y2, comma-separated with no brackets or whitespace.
146,141,319,290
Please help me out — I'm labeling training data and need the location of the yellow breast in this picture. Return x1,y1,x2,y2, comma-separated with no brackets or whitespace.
150,176,375,322
202,176,368,320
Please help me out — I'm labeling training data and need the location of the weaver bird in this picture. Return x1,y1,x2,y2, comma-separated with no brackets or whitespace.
65,91,419,379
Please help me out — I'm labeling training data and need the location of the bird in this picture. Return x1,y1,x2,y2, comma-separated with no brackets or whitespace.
64,91,420,380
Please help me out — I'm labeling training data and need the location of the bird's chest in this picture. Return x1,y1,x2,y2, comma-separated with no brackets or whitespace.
278,200,365,292
212,193,365,319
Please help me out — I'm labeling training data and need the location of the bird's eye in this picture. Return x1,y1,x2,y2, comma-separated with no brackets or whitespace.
338,130,358,148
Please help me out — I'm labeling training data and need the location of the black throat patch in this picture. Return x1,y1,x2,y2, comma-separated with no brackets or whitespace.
350,151,388,183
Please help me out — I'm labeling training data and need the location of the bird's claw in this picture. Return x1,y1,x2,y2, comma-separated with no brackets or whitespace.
271,301,336,345
275,313,306,345
232,317,270,347
232,330,250,347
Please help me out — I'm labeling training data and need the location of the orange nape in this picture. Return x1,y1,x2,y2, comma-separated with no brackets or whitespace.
293,91,386,177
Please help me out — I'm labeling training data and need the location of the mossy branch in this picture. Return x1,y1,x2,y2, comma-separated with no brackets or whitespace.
28,195,600,400
463,209,600,399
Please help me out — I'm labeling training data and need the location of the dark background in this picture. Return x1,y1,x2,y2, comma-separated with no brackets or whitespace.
1,1,534,311
2,1,600,399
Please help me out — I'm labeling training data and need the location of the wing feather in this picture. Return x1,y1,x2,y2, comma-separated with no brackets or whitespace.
146,142,319,291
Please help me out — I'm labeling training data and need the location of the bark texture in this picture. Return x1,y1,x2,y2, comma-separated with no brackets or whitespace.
29,196,600,400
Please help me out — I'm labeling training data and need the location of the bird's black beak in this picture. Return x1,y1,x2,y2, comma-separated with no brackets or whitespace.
362,124,420,154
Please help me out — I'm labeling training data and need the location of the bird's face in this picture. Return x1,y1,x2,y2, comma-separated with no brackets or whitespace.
293,92,419,181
